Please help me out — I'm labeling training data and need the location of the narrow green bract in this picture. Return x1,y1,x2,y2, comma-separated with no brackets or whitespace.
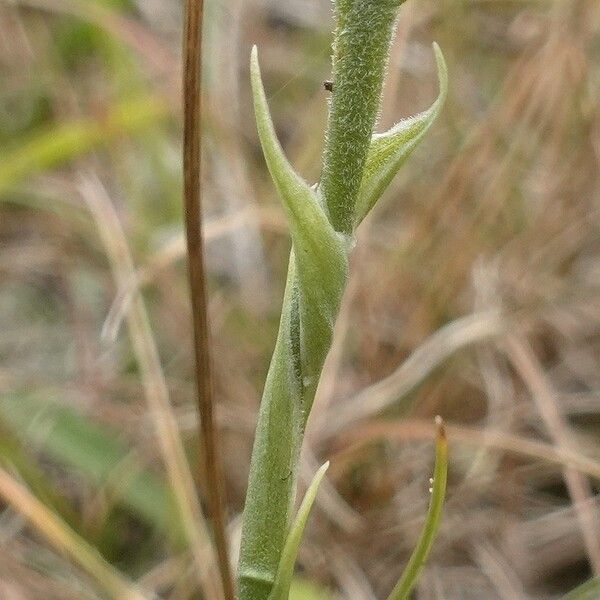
269,462,330,600
238,3,448,598
354,43,448,226
386,422,448,600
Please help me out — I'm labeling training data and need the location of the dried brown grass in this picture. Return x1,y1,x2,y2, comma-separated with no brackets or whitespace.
0,0,599,597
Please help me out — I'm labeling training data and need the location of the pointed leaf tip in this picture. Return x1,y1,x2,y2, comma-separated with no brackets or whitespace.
432,43,448,101
268,462,330,600
249,46,348,376
354,43,448,226
249,43,335,248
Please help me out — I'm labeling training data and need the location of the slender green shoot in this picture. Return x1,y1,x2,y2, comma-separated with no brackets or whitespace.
386,417,448,600
269,462,330,600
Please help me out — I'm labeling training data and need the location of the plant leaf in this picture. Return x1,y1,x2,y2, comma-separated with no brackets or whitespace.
561,577,600,600
354,43,448,226
386,418,448,600
250,46,335,251
268,462,330,600
250,46,348,407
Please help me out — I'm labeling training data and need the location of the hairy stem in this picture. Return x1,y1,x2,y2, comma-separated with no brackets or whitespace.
238,3,406,598
320,0,404,233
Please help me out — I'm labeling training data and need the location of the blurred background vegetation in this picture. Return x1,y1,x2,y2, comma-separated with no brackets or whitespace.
1,0,600,598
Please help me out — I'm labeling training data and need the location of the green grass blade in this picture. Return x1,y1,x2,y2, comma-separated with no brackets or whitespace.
0,96,168,195
387,418,448,600
354,44,448,226
562,577,600,600
268,462,329,600
0,392,181,542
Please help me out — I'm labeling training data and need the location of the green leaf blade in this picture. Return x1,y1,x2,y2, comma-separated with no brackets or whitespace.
0,392,181,541
250,46,349,413
268,462,330,600
354,43,448,226
387,418,448,600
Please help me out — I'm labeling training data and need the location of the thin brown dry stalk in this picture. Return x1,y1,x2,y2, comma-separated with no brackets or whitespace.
79,174,223,599
505,336,600,574
0,464,149,600
182,1,234,598
101,207,285,343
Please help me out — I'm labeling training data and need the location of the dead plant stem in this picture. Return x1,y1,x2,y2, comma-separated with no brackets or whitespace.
182,1,234,598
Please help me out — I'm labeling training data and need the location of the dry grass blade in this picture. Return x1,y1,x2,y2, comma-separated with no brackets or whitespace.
473,541,527,600
0,464,150,600
101,207,284,343
337,419,600,482
506,337,600,574
330,545,377,600
5,0,176,78
182,0,234,597
78,174,223,599
324,310,504,437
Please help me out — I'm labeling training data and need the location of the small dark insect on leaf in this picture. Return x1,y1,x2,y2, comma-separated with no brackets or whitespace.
323,80,334,92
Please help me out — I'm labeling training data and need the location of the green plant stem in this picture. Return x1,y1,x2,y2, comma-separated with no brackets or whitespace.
238,2,405,597
320,0,404,233
237,0,447,596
